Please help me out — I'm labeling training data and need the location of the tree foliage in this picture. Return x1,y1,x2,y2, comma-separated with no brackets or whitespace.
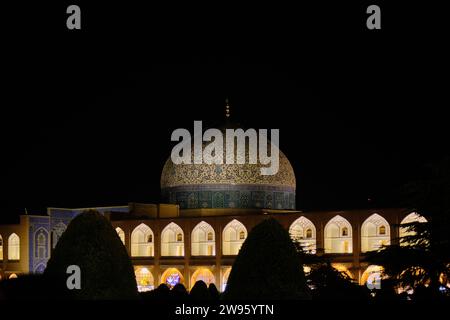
367,157,450,298
44,210,138,300
223,218,310,300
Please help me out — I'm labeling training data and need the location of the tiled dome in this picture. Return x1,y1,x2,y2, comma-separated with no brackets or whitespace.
161,145,296,210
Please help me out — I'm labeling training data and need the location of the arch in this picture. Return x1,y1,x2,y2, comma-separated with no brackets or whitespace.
324,215,353,254
131,223,154,257
115,227,125,245
9,273,18,279
222,267,232,292
289,216,317,253
0,234,3,261
34,228,49,259
331,263,354,279
191,221,216,256
361,213,391,252
360,265,384,286
8,233,20,260
190,268,215,289
161,268,184,287
161,222,184,256
222,219,247,255
134,266,154,292
400,212,428,245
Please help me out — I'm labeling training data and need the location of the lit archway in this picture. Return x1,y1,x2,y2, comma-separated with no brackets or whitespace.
116,227,125,245
161,222,184,256
289,216,316,253
360,265,384,286
400,212,428,246
161,268,184,288
131,223,154,257
331,263,354,279
361,214,390,252
222,267,232,292
190,268,215,289
222,219,247,255
324,215,353,253
191,221,215,256
134,266,154,292
9,273,18,279
8,233,20,260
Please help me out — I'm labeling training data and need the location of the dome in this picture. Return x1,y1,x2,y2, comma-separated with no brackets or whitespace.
161,144,296,210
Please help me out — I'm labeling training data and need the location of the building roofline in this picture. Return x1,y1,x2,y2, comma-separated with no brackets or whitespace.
46,205,129,211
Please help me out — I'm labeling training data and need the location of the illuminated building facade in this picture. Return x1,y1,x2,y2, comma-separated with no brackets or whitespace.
0,138,426,291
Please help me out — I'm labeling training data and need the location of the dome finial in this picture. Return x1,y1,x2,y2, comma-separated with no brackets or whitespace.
225,98,231,119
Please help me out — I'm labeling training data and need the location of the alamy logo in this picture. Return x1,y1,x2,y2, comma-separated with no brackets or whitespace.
366,272,381,290
66,265,81,290
171,121,280,175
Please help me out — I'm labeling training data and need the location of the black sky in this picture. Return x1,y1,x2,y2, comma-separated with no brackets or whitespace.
1,2,448,221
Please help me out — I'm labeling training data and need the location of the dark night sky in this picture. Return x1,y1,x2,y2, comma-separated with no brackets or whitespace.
1,2,449,222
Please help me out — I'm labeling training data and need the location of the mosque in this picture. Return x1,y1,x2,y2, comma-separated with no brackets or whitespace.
0,105,426,292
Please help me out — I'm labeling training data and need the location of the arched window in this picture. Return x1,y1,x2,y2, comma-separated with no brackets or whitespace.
360,265,384,286
134,267,154,292
342,227,348,237
161,268,184,287
289,216,316,253
361,214,391,252
0,234,3,261
222,219,247,255
34,229,48,259
191,268,215,289
131,224,154,257
8,233,20,260
324,215,353,254
191,221,215,256
116,227,125,245
161,222,184,256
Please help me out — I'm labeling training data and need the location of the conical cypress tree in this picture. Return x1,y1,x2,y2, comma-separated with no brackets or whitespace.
223,218,310,300
44,210,138,299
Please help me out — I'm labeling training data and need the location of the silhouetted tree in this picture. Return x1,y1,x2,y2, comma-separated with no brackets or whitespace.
293,237,369,300
171,283,189,301
223,218,310,299
306,262,369,300
208,283,220,300
44,210,138,299
190,280,211,300
368,157,450,299
141,283,170,301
